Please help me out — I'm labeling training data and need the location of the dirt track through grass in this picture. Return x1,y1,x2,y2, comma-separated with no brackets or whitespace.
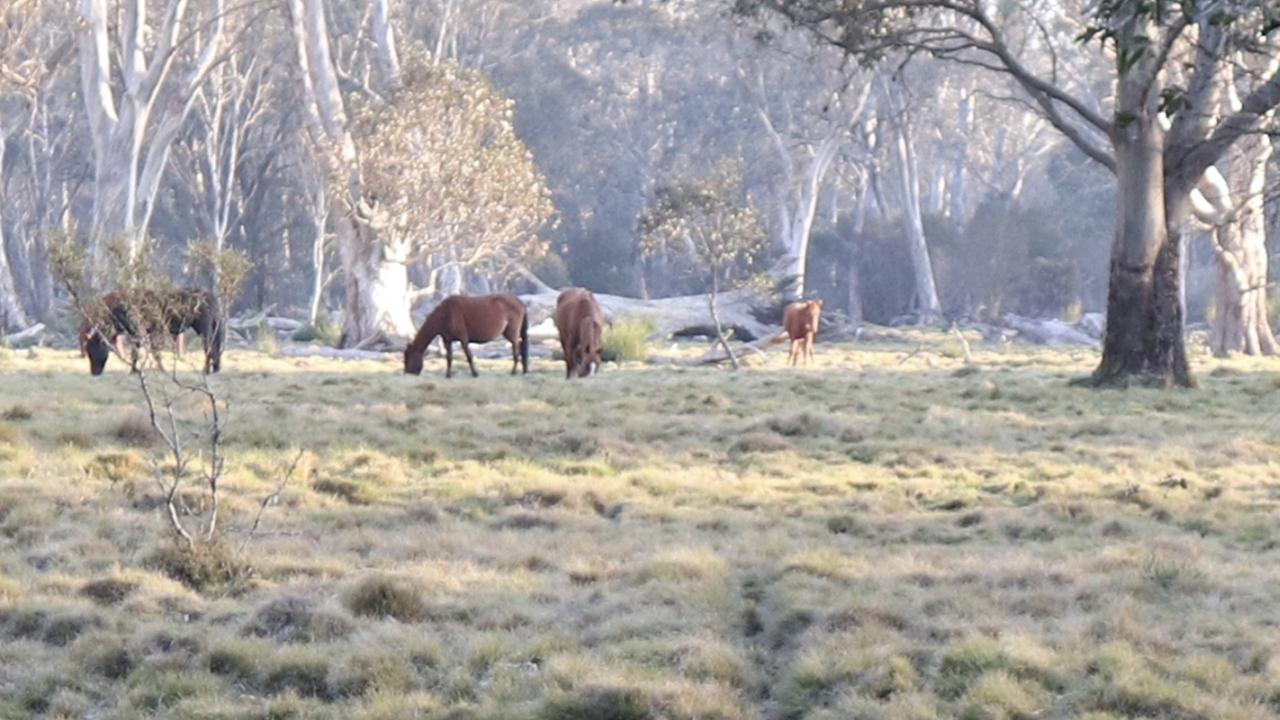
1,334,1279,719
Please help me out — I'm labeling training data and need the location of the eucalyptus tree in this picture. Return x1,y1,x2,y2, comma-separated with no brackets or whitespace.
739,0,1280,387
73,0,267,260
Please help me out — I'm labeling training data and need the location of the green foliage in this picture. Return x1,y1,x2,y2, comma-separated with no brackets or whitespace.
253,322,280,356
637,160,768,294
602,319,655,363
292,316,344,347
353,45,555,281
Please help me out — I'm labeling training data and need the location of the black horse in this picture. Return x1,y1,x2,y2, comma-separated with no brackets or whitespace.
80,289,226,375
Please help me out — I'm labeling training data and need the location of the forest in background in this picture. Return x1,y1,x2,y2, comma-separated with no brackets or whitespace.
0,0,1277,364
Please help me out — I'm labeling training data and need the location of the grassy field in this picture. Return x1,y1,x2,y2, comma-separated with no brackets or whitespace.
1,332,1280,719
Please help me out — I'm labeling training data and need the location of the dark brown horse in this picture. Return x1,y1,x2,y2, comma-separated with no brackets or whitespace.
554,288,605,378
80,289,226,375
403,294,529,378
783,299,823,367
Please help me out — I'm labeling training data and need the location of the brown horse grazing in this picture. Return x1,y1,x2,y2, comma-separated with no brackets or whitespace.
554,288,606,379
404,294,529,378
783,299,823,367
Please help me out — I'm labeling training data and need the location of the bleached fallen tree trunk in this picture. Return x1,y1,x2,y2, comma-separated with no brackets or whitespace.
520,289,773,340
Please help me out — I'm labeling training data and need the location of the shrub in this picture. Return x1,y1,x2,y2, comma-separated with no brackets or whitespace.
254,322,280,356
292,317,342,346
343,575,428,622
602,319,654,363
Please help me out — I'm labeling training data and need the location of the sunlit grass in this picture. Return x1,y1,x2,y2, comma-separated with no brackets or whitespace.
1,333,1279,718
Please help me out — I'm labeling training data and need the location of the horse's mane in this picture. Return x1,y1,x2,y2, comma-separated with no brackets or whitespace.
406,304,444,356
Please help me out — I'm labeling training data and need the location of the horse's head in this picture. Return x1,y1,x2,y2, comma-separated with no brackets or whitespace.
83,327,112,376
404,345,425,375
573,319,604,377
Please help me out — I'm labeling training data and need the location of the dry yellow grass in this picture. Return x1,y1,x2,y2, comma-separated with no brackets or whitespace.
1,333,1279,719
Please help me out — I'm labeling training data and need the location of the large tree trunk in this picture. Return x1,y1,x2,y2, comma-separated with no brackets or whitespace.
891,114,942,324
1093,47,1190,388
1208,130,1277,355
286,0,415,346
0,131,31,332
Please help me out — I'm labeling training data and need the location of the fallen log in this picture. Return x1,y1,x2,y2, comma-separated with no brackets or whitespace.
690,330,790,366
671,324,759,342
278,345,394,361
1078,313,1105,339
519,289,773,340
2,323,45,348
1001,314,1097,346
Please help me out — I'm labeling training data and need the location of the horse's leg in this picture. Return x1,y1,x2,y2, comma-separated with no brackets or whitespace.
462,341,478,377
508,327,520,375
176,331,185,359
444,341,454,378
788,339,798,367
807,333,815,363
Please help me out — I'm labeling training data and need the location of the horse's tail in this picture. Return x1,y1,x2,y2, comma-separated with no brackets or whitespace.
519,310,530,374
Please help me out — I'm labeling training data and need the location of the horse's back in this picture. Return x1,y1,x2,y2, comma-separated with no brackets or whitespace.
555,288,603,333
436,294,525,341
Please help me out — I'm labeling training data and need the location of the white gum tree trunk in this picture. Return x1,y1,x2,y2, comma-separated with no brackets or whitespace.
286,0,414,346
883,79,941,323
76,0,225,259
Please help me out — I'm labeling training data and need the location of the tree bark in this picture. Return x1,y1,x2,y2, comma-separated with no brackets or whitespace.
286,0,415,346
888,100,942,324
75,0,226,259
1093,34,1190,387
0,130,31,331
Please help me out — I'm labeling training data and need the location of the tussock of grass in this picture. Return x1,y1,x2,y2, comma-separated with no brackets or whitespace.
959,671,1046,720
76,636,135,679
602,319,655,363
344,575,428,622
79,577,137,605
111,411,156,446
206,638,265,682
264,647,332,698
243,594,353,643
86,450,146,483
2,405,33,421
146,542,245,591
541,685,654,720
